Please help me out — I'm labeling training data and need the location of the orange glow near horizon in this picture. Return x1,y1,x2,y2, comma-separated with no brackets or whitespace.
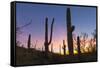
17,34,96,54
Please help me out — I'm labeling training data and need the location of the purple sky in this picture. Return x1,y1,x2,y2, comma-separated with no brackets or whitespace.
16,3,96,53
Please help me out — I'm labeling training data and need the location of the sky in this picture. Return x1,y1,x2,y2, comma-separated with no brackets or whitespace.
16,3,96,53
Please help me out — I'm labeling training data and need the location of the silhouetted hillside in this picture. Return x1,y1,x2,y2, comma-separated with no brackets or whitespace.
16,46,97,66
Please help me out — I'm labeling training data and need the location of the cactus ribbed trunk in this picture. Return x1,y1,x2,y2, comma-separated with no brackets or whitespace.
27,34,31,49
66,8,75,55
77,36,81,55
44,17,54,57
62,40,66,56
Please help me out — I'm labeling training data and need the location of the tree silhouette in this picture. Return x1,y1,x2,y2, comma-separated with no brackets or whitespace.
89,29,96,52
80,33,88,53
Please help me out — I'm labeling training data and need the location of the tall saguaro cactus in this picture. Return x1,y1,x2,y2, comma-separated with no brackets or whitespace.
44,17,54,56
77,36,81,55
66,8,75,55
27,34,31,49
62,40,66,56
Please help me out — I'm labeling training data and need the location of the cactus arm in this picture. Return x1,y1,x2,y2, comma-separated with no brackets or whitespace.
45,17,48,45
71,25,75,32
48,18,54,45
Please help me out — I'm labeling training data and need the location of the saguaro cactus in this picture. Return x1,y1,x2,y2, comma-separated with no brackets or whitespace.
77,36,81,55
44,17,54,56
34,40,37,49
62,40,66,56
27,34,31,49
59,44,61,54
66,8,75,55
42,46,44,51
51,43,53,53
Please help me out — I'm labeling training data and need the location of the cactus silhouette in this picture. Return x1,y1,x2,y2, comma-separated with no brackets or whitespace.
27,34,31,49
34,40,37,49
62,40,66,56
42,46,44,51
44,17,54,57
77,36,81,55
66,8,75,55
51,43,53,53
59,44,61,54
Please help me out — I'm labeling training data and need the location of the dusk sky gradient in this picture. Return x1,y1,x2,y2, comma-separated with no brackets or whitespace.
16,3,96,53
